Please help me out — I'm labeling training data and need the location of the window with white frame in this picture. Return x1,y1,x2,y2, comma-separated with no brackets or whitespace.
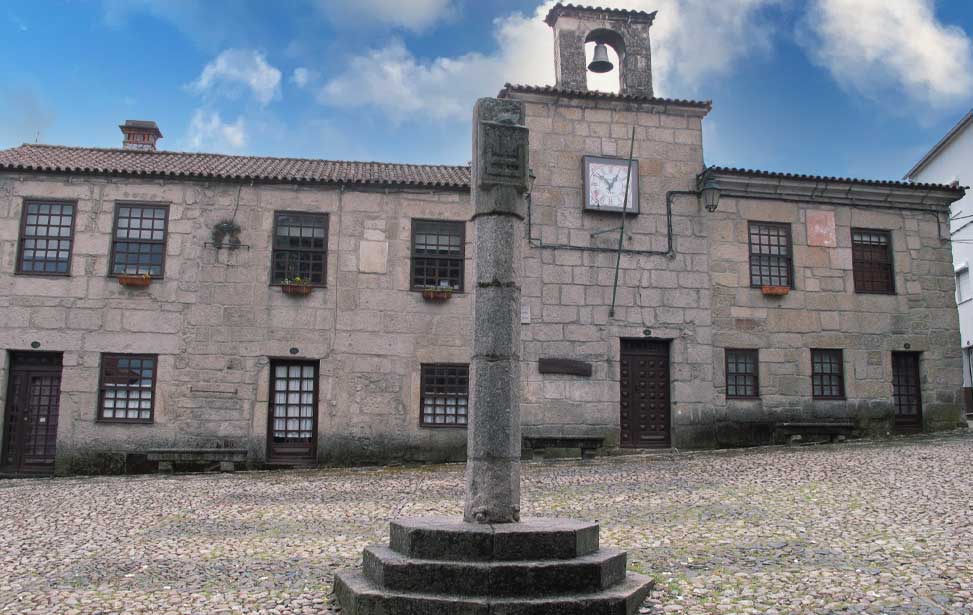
957,267,971,303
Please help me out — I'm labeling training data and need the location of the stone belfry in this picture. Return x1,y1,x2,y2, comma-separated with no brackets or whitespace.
546,3,657,96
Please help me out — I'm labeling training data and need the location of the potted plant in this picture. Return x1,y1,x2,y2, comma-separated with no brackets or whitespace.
761,285,790,296
211,219,242,250
280,277,313,296
118,272,152,288
422,286,454,301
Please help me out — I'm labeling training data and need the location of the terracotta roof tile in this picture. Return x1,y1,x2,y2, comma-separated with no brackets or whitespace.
0,144,471,189
499,83,712,110
544,3,657,25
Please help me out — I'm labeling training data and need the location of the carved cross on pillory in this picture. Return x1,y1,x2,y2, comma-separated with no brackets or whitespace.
334,97,652,614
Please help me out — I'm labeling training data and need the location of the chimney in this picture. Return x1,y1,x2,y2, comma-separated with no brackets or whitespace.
119,120,163,151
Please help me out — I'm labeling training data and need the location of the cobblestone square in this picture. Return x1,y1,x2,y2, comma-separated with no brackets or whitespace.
2,435,971,614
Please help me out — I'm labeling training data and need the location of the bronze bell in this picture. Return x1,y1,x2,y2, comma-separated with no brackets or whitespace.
588,43,613,73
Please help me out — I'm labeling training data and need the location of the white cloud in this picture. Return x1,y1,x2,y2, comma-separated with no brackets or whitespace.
291,67,318,89
318,0,456,32
318,0,781,122
799,0,973,107
190,49,282,106
186,109,246,151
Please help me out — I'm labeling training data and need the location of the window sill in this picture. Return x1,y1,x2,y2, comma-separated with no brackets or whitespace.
727,396,760,401
411,288,465,295
811,397,846,402
420,424,468,429
854,290,896,296
97,419,155,425
14,271,71,278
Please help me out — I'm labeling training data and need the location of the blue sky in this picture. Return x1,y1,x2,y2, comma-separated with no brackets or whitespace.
1,0,971,182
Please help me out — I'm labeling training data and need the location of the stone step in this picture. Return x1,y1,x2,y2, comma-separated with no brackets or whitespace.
390,516,599,562
334,567,654,615
363,545,627,597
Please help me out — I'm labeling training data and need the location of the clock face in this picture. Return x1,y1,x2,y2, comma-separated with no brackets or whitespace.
584,156,639,213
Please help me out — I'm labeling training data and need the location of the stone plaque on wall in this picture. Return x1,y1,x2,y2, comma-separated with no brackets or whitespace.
807,210,837,247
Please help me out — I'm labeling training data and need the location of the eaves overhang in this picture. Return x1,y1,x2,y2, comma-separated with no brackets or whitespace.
698,166,966,212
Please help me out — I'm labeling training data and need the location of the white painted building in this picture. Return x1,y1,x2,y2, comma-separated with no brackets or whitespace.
906,110,973,414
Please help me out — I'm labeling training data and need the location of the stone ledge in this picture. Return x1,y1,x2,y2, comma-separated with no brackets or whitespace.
334,567,654,615
363,545,626,596
389,517,599,561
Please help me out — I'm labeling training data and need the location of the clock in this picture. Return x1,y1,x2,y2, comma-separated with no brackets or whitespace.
583,155,639,214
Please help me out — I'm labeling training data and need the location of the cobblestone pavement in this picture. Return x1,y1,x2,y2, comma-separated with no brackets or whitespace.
2,434,972,614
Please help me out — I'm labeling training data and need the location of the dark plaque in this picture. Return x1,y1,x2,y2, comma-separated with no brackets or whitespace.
478,120,529,190
538,358,593,377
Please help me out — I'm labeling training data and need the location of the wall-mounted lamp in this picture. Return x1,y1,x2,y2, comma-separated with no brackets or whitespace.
701,177,721,212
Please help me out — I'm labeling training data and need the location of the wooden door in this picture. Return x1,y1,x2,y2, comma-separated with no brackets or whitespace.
892,352,922,433
2,352,63,475
267,360,319,464
620,339,671,448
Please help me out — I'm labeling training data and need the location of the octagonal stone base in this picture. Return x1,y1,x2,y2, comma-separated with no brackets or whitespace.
334,517,653,614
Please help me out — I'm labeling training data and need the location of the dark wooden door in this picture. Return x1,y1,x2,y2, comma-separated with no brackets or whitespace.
892,352,922,433
267,360,319,464
2,352,63,475
620,339,671,448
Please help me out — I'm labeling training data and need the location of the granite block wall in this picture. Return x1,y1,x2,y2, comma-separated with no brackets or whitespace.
510,91,714,449
707,197,965,445
0,173,472,472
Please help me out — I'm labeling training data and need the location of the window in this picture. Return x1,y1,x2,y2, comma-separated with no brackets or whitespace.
852,229,894,294
411,220,465,291
420,364,469,427
748,222,792,288
811,349,845,400
957,267,971,303
98,354,157,422
725,349,759,398
271,212,328,285
17,201,76,275
110,204,168,277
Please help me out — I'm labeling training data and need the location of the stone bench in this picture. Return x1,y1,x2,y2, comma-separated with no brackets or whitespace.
522,436,605,460
146,448,248,473
773,422,855,445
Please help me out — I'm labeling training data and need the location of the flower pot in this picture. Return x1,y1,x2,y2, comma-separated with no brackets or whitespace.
422,289,453,301
118,275,152,288
281,284,313,296
761,285,790,296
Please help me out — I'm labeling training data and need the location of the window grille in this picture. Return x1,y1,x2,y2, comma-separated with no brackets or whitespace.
411,220,465,291
99,354,157,422
852,229,894,294
17,201,75,275
725,349,759,398
748,221,792,288
811,349,845,399
110,204,168,277
271,212,328,285
420,364,469,427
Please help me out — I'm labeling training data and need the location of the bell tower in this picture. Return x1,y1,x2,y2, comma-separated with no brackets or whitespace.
545,3,656,97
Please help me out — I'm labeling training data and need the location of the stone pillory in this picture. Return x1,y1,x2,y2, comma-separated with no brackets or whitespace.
334,96,653,614
465,98,531,525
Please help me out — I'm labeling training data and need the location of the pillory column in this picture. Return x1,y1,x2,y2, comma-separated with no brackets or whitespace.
463,98,530,524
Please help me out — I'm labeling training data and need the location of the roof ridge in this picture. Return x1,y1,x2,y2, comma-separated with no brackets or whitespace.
11,143,470,170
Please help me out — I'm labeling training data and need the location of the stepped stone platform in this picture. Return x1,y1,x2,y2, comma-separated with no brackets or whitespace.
334,517,653,614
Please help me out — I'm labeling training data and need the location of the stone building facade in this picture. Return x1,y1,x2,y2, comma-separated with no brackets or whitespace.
0,4,967,475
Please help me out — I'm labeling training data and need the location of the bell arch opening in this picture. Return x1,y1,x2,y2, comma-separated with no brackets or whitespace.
584,29,625,94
